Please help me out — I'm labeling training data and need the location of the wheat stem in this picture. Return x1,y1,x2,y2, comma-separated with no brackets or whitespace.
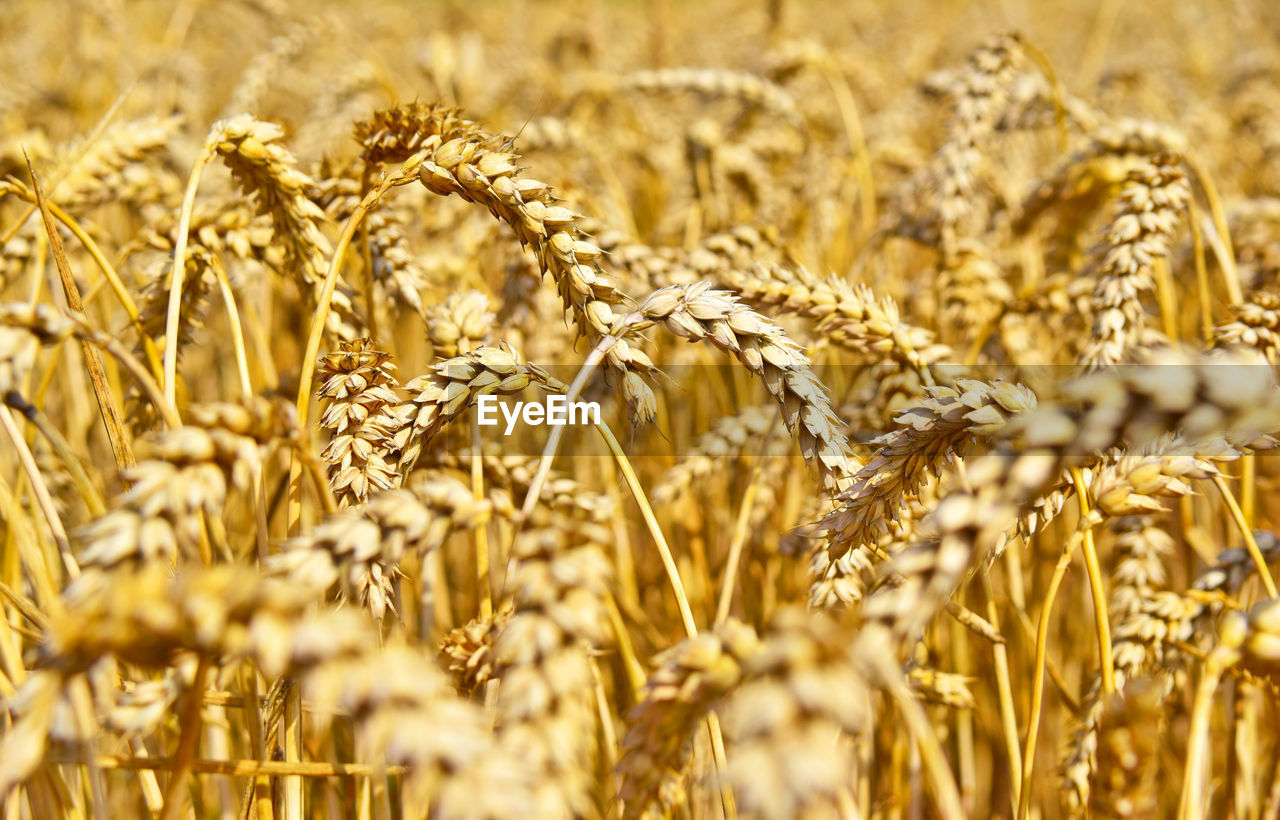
1018,538,1076,820
1071,467,1116,694
982,575,1022,812
1213,474,1277,598
163,141,214,411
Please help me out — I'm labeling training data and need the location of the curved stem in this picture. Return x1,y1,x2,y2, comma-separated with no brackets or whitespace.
1070,467,1115,694
1,182,162,379
1179,644,1239,820
983,575,1022,812
159,658,211,820
1185,154,1241,306
0,406,78,580
714,471,761,628
1018,536,1076,820
818,57,875,235
520,336,613,520
210,257,253,400
164,141,216,410
470,418,491,619
1214,474,1277,598
594,420,698,638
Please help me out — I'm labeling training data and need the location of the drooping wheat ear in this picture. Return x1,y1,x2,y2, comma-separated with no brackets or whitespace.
315,338,405,507
1078,154,1190,368
1083,437,1227,521
864,348,1280,638
652,404,788,506
363,205,431,318
304,643,538,817
270,474,491,621
1087,679,1163,819
753,274,948,378
491,521,613,817
821,379,1036,564
809,483,934,609
128,247,216,431
718,607,869,818
394,344,566,477
934,33,1027,256
1014,118,1188,236
617,620,761,820
210,115,363,339
1216,288,1280,361
59,114,181,209
616,226,950,375
354,102,659,422
617,282,858,493
223,27,309,117
74,399,289,570
439,601,513,695
883,34,1028,256
354,104,484,167
310,166,431,320
426,290,495,358
618,68,802,126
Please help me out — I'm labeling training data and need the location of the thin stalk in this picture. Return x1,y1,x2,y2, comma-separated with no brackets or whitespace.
1153,257,1179,342
0,182,162,378
1213,474,1277,598
592,418,735,816
0,406,78,580
604,591,647,695
1179,641,1241,820
282,685,303,820
1188,200,1214,346
67,316,181,429
160,658,211,820
1185,156,1241,305
470,418,491,619
714,467,762,628
818,57,875,235
4,392,105,517
594,420,697,638
1018,535,1077,820
520,337,613,520
163,140,216,410
983,575,1022,812
867,645,966,820
210,257,253,399
1070,467,1115,694
27,154,137,471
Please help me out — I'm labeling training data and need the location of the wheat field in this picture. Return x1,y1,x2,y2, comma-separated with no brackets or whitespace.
3,0,1280,817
